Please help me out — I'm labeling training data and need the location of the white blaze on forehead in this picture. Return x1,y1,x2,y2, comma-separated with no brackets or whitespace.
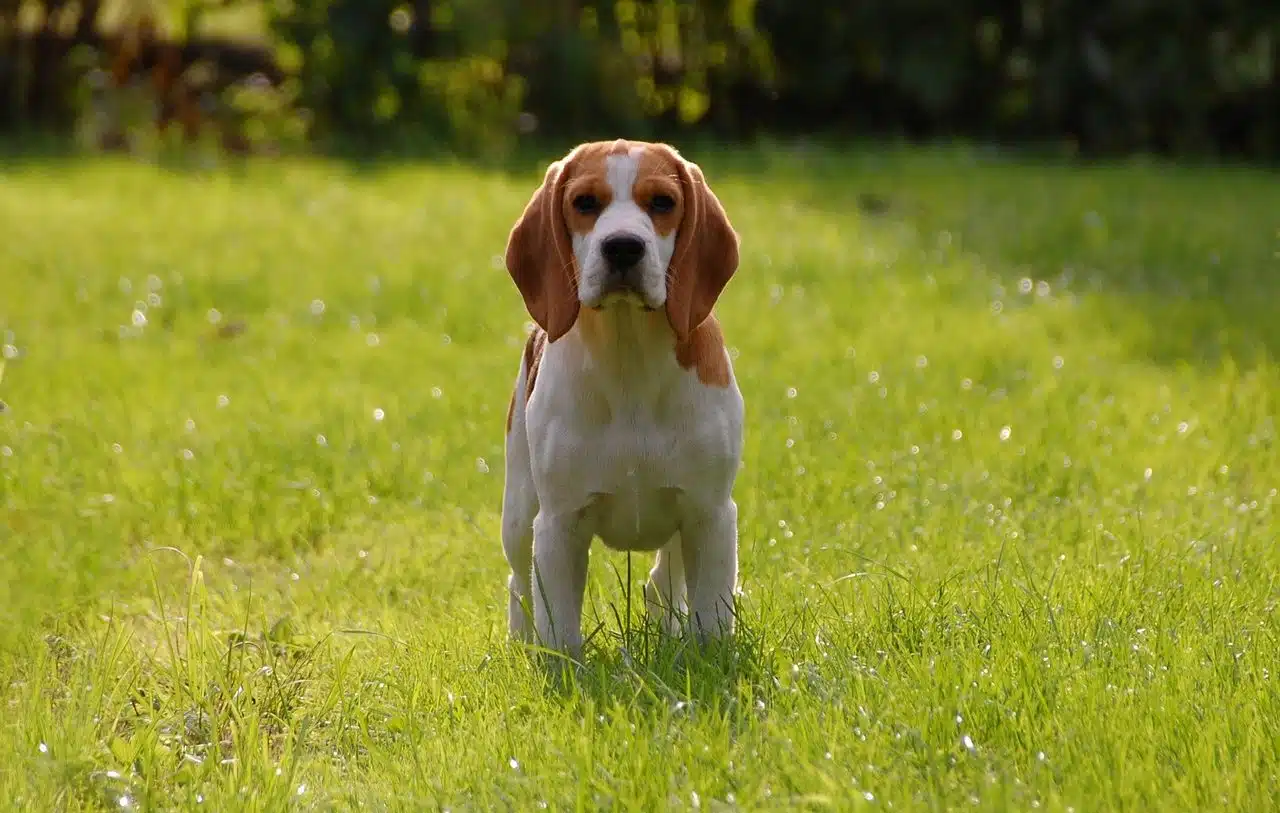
604,148,645,203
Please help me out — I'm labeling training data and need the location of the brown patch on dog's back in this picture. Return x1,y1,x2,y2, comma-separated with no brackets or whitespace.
506,326,549,433
524,327,547,400
506,327,547,435
675,315,731,388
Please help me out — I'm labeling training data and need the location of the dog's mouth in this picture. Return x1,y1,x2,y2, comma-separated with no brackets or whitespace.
587,289,658,311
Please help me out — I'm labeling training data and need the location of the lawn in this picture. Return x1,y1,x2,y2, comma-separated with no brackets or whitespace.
1,142,1278,811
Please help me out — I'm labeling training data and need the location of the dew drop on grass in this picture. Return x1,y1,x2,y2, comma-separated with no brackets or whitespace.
373,408,385,422
786,387,798,398
999,426,1012,441
207,308,222,325
509,757,520,771
310,299,326,316
147,293,162,308
37,743,47,754
296,784,307,796
2,344,17,359
916,355,928,368
952,430,963,441
431,387,443,399
131,309,147,328
217,394,230,408
1053,355,1064,369
868,371,880,384
366,333,380,347
112,443,123,454
181,449,194,460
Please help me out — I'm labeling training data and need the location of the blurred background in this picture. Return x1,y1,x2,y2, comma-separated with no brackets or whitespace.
3,0,1278,161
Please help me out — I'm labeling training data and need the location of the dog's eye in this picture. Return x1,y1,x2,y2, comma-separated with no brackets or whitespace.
650,194,676,214
572,194,601,215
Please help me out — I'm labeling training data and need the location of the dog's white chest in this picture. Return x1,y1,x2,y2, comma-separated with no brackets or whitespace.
576,415,687,551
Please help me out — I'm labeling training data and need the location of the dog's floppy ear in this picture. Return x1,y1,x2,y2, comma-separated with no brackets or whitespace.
664,152,740,343
505,154,580,342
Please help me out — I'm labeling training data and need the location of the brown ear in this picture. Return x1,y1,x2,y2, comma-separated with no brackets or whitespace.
505,155,580,342
665,153,740,343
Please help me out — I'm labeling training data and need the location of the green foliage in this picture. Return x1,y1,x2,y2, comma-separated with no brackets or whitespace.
263,0,1279,157
755,0,1280,156
3,0,1277,158
264,0,772,154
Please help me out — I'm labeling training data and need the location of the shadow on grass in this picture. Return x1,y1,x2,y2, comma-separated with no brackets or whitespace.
704,139,1280,373
525,569,807,717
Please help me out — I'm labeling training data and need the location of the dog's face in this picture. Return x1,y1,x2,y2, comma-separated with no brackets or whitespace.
505,140,739,343
563,144,682,312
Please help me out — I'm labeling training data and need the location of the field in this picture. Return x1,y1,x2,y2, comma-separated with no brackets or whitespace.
2,143,1278,810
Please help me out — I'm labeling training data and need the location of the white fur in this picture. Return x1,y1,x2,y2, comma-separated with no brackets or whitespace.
502,151,743,658
575,148,678,310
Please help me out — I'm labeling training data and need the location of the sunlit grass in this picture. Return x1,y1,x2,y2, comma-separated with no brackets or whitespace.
1,144,1278,810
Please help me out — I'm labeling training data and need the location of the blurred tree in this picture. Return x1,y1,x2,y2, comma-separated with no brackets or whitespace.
3,0,1278,159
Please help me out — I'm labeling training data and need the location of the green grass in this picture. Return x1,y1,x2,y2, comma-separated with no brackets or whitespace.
1,142,1278,811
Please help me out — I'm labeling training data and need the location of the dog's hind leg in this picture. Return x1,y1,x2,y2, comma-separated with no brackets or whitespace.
645,535,688,635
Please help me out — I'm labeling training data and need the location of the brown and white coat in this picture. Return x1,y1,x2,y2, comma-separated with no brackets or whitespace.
501,139,744,656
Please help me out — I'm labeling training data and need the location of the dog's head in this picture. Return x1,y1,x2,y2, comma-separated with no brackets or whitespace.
505,139,739,343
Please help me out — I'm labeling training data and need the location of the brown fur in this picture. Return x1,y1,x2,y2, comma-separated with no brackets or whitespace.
506,327,547,433
675,315,732,388
657,146,740,345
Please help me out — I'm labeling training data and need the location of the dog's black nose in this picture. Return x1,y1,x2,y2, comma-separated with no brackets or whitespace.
601,234,646,271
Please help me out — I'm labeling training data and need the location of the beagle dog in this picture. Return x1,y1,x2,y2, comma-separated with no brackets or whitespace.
501,139,743,657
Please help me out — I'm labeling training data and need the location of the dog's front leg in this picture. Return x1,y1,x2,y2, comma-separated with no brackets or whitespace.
680,499,739,642
531,510,591,658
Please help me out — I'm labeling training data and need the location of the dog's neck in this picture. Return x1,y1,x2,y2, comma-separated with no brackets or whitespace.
565,304,684,413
